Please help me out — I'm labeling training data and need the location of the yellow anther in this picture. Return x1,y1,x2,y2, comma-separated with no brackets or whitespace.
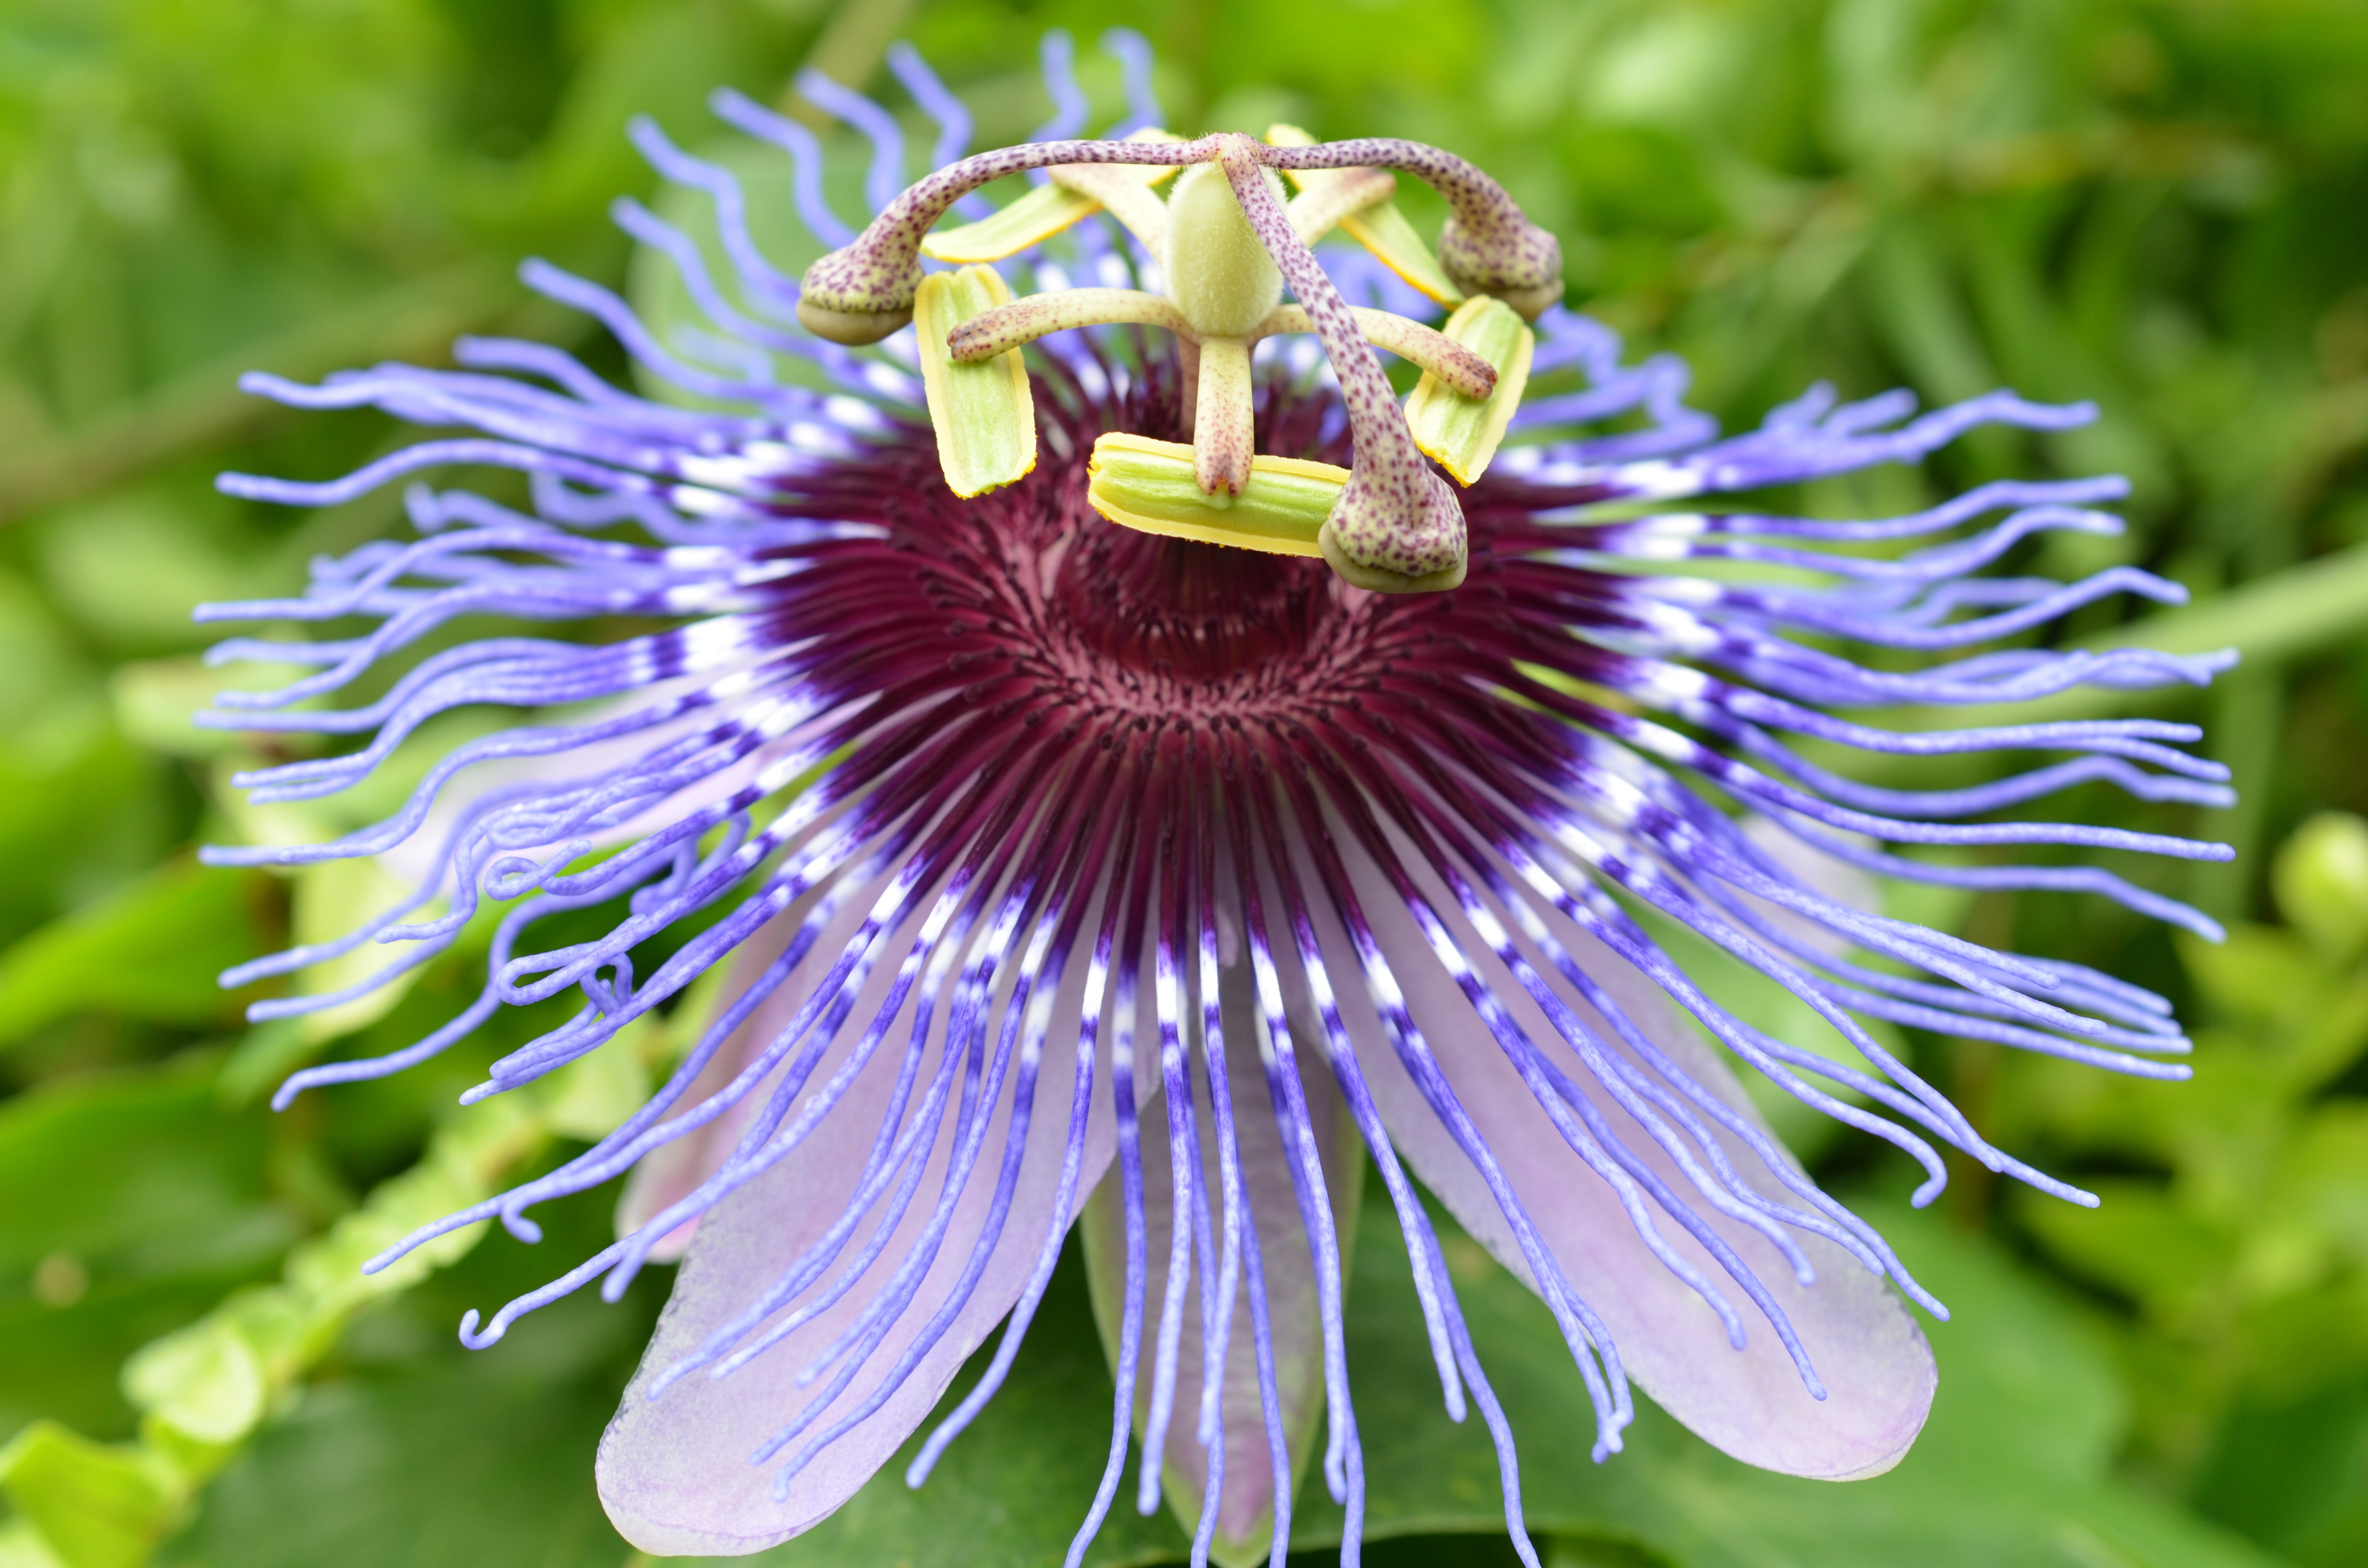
1405,295,1533,486
913,265,1037,497
921,185,1103,265
1086,434,1346,555
919,130,1185,264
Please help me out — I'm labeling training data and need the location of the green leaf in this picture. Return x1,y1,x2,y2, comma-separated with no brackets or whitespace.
152,1187,672,1568
1863,213,1998,407
106,660,315,765
2175,926,2323,1025
2191,1371,2368,1568
0,718,164,952
211,1022,316,1113
35,499,257,656
284,1155,486,1311
199,1286,326,1393
0,1516,71,1568
0,862,262,1048
2272,814,2368,961
120,1322,266,1449
0,1423,179,1568
2015,1179,2232,1319
0,572,91,736
0,1056,294,1442
2264,1103,2368,1281
153,1312,643,1568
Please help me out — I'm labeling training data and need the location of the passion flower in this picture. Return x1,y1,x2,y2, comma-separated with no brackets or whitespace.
201,30,2231,1568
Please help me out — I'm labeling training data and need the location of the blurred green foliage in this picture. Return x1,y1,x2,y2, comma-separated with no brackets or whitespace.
2,1,2365,1566
2000,814,2368,1565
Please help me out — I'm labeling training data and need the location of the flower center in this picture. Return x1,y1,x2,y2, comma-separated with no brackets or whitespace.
783,359,1449,737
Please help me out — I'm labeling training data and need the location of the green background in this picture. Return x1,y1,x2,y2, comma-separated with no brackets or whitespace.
2,1,2366,1565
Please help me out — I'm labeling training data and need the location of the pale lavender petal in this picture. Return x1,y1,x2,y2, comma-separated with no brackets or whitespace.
1318,827,1935,1482
595,911,1116,1553
612,899,825,1263
1081,942,1360,1564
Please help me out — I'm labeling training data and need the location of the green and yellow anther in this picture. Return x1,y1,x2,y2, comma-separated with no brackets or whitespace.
912,265,1036,498
1087,434,1344,555
1406,295,1535,486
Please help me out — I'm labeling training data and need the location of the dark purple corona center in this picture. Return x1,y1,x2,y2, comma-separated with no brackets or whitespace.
771,352,1505,743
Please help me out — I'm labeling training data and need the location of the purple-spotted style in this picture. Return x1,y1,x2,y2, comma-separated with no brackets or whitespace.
199,31,2232,1568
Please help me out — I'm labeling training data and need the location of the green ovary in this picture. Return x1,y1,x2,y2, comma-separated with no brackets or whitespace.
1164,163,1285,340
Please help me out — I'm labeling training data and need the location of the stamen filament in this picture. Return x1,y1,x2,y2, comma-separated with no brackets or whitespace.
943,293,1492,402
1255,306,1496,400
1193,340,1256,495
946,289,1188,359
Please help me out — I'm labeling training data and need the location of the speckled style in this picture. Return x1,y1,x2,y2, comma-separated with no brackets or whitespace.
946,289,1189,361
1262,139,1565,317
1217,134,1468,590
799,137,1220,329
1256,306,1498,401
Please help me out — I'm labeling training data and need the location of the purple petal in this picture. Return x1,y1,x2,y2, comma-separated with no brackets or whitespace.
1319,832,1935,1481
612,912,813,1263
595,912,1117,1554
1079,951,1361,1564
